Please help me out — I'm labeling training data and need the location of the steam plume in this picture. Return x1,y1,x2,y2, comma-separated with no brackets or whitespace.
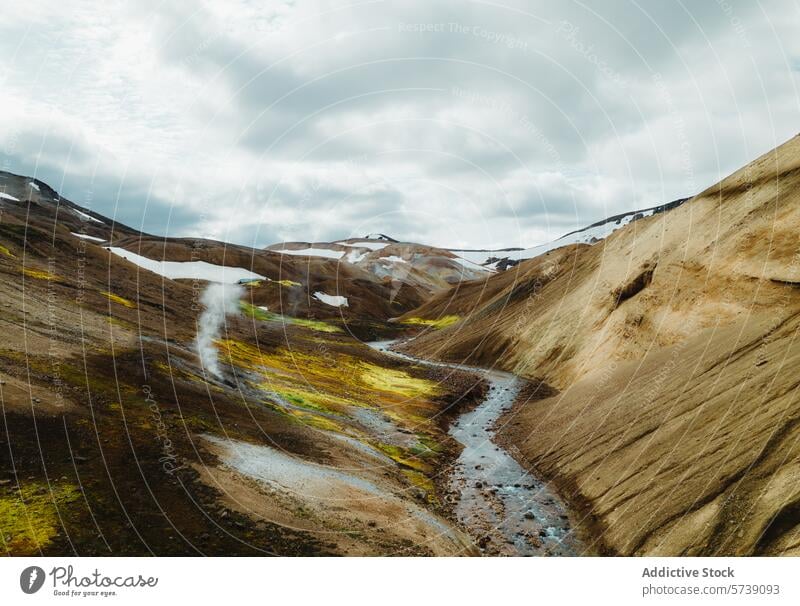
196,283,243,378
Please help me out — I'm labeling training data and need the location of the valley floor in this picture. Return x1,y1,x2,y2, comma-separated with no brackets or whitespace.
0,266,587,555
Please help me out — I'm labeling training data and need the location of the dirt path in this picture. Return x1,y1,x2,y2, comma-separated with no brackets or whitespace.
367,340,582,556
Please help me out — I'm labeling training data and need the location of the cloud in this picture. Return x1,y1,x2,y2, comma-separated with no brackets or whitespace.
0,0,798,249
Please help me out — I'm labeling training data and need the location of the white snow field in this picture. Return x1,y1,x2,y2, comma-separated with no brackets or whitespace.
313,292,349,307
105,247,265,283
273,247,345,260
71,232,106,242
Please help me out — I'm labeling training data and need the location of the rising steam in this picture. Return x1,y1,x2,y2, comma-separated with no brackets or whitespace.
196,283,244,378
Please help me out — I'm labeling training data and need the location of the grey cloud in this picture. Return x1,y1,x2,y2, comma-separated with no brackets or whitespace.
1,0,798,249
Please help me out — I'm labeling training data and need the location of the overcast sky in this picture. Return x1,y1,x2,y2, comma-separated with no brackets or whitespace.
1,0,798,249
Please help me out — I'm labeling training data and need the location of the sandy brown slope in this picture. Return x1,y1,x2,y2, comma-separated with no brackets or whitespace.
405,134,800,555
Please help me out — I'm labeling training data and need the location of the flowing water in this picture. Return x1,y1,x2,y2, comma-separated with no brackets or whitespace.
367,340,581,556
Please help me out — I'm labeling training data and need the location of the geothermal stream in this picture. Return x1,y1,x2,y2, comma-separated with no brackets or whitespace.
368,340,580,556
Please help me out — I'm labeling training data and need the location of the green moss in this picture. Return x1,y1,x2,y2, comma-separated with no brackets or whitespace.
240,302,341,333
402,315,460,329
270,389,341,414
409,436,443,458
0,482,81,555
267,390,341,421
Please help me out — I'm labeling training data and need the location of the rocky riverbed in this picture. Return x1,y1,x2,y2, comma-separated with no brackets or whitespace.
367,340,581,556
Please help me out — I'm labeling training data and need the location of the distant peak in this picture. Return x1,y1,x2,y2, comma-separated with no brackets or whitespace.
363,233,397,242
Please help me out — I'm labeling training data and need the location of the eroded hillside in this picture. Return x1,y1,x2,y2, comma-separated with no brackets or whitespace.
404,134,800,555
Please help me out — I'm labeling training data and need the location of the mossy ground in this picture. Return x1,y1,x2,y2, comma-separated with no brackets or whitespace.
0,350,329,556
0,233,479,554
0,482,80,554
215,336,457,495
402,315,460,329
240,302,341,333
359,362,442,399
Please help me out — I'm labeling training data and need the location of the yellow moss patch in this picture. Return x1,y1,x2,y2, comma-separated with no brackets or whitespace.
402,315,460,329
22,267,60,281
375,443,432,473
220,339,315,379
0,482,81,555
292,410,345,432
359,363,442,398
101,291,136,308
0,244,14,258
220,339,440,412
403,470,437,503
290,317,342,333
218,339,448,471
275,279,301,287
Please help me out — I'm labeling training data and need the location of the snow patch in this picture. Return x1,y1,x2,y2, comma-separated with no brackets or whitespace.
274,247,345,260
379,255,408,264
73,208,104,224
454,211,653,267
71,232,106,242
313,292,349,307
338,241,389,251
450,255,495,273
345,250,367,264
105,247,265,283
28,182,40,191
0,192,20,202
